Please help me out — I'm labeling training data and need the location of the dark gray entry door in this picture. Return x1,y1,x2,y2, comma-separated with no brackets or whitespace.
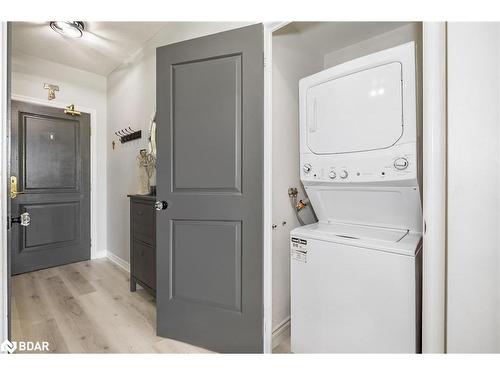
156,24,264,353
10,100,91,275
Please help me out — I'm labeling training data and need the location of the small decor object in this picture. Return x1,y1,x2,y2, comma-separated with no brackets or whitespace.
148,110,157,157
115,125,141,143
148,110,157,190
43,83,59,100
137,149,156,195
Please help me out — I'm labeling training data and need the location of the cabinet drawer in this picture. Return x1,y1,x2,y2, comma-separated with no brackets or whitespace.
131,200,155,245
131,240,156,290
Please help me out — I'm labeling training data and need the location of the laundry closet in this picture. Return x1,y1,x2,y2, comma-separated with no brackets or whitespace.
270,22,423,351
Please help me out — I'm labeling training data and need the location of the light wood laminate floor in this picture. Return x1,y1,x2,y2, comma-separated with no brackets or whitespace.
273,336,291,353
11,258,211,353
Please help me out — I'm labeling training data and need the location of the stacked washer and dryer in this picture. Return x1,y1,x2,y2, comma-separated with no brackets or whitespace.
290,42,422,353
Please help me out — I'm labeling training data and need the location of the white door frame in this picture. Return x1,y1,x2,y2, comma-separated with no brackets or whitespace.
10,94,101,261
422,21,447,353
1,21,9,345
263,21,290,353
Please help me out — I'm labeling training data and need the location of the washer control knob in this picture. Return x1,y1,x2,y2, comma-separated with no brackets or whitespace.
329,170,336,179
339,169,348,179
303,163,312,173
394,157,409,170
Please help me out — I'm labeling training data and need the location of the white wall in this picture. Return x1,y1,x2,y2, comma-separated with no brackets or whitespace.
447,22,500,353
106,22,251,264
324,23,422,68
271,26,322,331
10,51,108,257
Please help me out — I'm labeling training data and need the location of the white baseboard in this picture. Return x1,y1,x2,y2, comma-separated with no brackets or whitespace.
91,249,107,260
106,251,130,273
272,317,290,349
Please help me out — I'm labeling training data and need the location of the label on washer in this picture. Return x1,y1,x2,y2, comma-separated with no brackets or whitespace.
291,237,307,263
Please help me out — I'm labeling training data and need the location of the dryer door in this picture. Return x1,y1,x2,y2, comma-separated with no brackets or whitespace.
306,62,404,154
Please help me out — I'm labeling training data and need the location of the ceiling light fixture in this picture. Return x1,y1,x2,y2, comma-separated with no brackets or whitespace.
49,21,84,38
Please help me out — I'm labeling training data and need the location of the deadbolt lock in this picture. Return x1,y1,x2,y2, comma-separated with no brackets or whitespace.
10,176,25,199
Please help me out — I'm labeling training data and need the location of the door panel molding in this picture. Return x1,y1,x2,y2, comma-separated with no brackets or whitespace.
20,111,80,192
171,53,242,194
170,219,242,312
20,201,80,251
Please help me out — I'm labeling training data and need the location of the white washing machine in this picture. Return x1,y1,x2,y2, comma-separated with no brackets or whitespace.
291,223,421,353
291,42,422,353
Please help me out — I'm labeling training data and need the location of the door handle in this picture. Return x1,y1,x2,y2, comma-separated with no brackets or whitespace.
10,176,25,199
308,97,317,133
11,212,31,227
155,201,168,211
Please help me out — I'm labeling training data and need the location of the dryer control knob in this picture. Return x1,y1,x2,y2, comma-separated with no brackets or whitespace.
329,171,336,179
303,163,312,173
339,170,348,179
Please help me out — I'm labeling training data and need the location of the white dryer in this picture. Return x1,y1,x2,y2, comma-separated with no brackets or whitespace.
291,42,422,353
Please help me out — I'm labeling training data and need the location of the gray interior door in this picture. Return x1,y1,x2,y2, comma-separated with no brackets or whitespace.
156,24,264,353
10,100,91,275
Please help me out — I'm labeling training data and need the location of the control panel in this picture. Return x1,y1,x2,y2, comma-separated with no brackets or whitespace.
300,143,417,184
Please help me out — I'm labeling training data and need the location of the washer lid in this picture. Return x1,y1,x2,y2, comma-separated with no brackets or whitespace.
306,62,404,154
312,221,408,243
305,185,423,233
291,222,422,257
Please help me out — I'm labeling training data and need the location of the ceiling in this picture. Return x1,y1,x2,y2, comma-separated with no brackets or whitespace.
12,22,168,76
277,22,413,55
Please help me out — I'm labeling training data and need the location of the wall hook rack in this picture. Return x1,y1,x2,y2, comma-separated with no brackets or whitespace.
115,126,142,143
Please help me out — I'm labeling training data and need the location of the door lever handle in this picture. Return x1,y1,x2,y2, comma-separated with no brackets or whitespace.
11,212,31,227
155,201,168,211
